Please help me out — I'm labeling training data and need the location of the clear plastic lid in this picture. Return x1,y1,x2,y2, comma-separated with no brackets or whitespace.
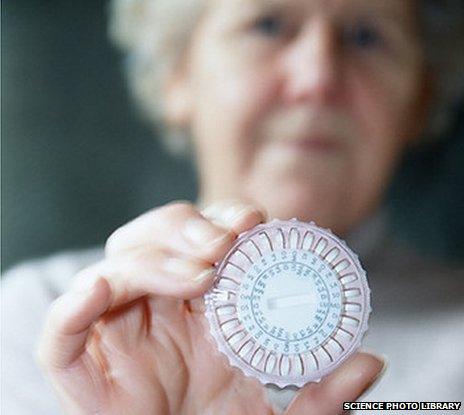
204,218,371,388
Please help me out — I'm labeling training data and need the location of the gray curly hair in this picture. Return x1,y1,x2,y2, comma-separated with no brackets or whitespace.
108,0,464,156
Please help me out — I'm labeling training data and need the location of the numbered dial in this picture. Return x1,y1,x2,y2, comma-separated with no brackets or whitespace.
204,219,371,388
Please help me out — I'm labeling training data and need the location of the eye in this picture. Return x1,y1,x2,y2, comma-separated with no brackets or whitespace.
252,14,286,37
345,22,383,50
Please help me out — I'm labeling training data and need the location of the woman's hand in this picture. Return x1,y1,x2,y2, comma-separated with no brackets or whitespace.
37,200,385,415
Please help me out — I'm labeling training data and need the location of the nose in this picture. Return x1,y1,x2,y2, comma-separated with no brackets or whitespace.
280,18,341,105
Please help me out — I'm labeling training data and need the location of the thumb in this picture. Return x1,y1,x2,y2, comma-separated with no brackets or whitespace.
285,351,387,415
37,277,112,371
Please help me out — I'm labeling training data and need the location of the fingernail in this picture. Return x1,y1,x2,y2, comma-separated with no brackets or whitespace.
362,349,388,371
203,202,265,225
73,276,100,295
361,353,388,396
163,258,216,284
192,268,216,283
183,217,230,246
223,205,258,223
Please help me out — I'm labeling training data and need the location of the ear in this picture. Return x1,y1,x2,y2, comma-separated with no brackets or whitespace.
163,66,193,128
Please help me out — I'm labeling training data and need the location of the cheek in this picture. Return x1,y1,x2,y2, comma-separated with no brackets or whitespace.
349,59,420,137
344,63,421,202
198,66,276,128
191,45,280,159
347,62,420,159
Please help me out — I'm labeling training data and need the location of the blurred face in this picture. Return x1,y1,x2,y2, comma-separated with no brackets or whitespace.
168,0,426,235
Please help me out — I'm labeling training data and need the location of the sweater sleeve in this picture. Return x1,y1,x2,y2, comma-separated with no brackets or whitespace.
1,249,103,415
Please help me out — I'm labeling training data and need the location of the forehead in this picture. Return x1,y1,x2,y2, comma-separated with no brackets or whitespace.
212,0,415,20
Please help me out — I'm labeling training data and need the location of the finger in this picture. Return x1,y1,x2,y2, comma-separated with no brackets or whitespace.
105,201,234,263
70,247,217,309
105,200,266,264
38,249,217,370
286,352,387,415
201,199,268,235
37,277,112,370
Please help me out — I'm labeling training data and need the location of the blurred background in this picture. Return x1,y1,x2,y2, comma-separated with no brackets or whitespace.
2,0,464,272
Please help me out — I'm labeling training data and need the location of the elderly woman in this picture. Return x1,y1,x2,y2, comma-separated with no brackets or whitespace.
3,0,464,414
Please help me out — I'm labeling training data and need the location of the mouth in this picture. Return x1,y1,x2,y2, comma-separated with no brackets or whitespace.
276,136,341,153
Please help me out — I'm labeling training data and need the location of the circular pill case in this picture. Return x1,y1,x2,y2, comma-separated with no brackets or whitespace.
204,218,371,388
